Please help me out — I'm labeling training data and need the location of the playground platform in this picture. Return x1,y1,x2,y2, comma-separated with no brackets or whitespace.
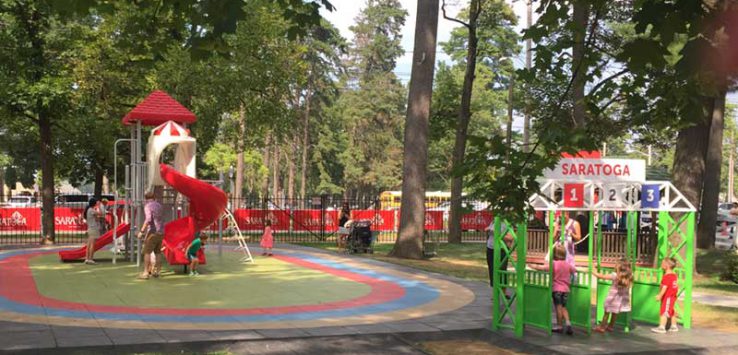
0,244,736,354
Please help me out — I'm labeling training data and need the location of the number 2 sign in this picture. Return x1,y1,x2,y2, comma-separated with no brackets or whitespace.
603,184,625,208
564,183,585,208
641,184,660,208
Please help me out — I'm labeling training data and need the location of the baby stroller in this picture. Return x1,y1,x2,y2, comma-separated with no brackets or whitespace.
347,220,374,254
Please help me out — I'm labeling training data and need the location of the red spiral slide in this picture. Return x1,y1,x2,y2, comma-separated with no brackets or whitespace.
159,164,228,266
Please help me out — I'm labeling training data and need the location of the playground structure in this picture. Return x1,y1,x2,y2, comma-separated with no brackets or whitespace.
59,90,253,267
491,161,696,337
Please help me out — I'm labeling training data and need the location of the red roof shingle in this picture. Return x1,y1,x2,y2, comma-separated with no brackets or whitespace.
122,90,197,126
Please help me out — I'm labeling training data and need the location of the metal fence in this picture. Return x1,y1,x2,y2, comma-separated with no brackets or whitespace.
0,194,491,245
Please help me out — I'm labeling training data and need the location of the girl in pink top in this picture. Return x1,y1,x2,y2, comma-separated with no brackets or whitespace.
260,220,274,256
529,243,577,335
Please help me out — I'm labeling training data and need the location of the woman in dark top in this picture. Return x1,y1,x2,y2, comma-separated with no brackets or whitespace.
339,202,350,227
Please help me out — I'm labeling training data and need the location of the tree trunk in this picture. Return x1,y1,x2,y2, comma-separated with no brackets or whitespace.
235,104,246,202
0,170,5,202
697,91,726,249
672,99,712,210
102,175,110,194
448,0,481,245
571,0,590,127
300,84,313,200
390,0,439,259
273,143,281,201
523,0,532,150
673,99,712,272
39,113,55,243
261,134,271,199
93,167,103,198
288,135,297,203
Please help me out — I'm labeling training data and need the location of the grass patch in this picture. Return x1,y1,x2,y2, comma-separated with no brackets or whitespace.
695,249,738,296
692,303,738,333
297,242,490,282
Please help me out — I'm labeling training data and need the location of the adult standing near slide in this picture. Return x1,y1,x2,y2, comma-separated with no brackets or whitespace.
137,191,164,279
84,198,102,265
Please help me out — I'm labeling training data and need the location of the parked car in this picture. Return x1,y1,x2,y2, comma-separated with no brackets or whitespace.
719,202,735,214
428,200,490,228
55,193,114,207
6,196,37,207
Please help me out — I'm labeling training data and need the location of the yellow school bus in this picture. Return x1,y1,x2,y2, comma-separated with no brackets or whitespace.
379,191,453,210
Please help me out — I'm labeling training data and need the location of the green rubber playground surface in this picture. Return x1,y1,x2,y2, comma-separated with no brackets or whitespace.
28,251,371,309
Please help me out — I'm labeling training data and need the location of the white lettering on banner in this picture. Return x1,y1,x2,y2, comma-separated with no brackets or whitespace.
0,211,28,227
54,214,84,226
424,213,437,226
324,213,336,226
543,158,646,182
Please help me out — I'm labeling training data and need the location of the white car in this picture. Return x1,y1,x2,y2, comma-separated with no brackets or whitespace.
7,196,36,207
716,211,738,250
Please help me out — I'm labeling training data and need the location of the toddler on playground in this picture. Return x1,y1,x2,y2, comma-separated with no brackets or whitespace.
529,243,577,335
261,220,274,256
184,234,207,276
652,257,679,334
593,258,633,333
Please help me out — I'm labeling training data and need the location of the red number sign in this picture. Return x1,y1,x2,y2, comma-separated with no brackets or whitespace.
563,183,585,208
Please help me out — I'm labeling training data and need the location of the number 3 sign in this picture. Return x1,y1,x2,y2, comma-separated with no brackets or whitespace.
641,184,660,208
564,183,585,208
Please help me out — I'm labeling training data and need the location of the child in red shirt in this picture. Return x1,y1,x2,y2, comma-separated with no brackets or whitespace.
652,257,679,333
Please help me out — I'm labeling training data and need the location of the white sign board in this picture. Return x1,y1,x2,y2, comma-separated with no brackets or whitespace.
543,158,646,182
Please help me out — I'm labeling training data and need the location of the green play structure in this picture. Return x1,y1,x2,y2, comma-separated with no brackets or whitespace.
491,179,695,337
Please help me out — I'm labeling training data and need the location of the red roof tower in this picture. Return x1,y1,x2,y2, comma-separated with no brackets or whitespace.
122,90,197,126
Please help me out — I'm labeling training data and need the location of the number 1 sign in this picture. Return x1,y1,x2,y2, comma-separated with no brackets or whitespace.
641,184,661,208
564,183,585,208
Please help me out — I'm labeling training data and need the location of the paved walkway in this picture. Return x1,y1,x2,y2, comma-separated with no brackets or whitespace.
0,244,489,351
1,244,738,354
693,291,738,308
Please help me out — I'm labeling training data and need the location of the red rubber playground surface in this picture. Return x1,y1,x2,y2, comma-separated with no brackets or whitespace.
0,246,474,330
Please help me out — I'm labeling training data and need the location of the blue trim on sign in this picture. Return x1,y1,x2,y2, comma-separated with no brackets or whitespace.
0,248,440,323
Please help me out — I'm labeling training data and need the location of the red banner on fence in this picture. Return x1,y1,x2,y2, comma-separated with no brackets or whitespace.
54,207,87,231
424,211,444,231
351,210,395,231
232,209,290,231
394,211,444,231
0,208,41,232
461,211,493,231
293,210,338,232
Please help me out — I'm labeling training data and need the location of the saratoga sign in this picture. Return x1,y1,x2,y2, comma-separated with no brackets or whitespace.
543,158,646,182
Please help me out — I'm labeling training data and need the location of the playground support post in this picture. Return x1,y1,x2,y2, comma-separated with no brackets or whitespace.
112,138,134,265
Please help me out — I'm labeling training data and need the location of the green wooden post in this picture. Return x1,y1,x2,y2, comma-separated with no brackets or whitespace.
657,211,669,266
596,212,604,324
585,211,594,334
627,211,638,331
516,220,527,337
682,212,694,329
492,217,501,331
548,211,555,335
